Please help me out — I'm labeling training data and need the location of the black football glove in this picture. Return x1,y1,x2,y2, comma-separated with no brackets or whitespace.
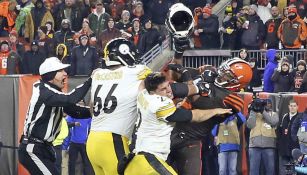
173,37,190,53
201,69,218,83
168,63,192,82
196,81,211,96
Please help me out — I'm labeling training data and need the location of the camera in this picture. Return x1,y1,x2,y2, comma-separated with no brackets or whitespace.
250,98,267,113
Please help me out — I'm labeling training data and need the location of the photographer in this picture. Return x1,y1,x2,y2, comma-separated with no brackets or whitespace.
278,100,301,175
247,98,279,175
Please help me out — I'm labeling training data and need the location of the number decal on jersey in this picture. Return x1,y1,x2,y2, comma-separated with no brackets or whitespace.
93,84,118,116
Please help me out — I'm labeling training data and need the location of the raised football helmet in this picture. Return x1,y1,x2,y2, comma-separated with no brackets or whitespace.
103,38,137,66
215,58,253,91
165,3,194,39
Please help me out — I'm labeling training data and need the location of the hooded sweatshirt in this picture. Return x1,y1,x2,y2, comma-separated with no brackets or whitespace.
263,49,278,92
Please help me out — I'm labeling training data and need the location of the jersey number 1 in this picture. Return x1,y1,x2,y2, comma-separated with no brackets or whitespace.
93,84,118,116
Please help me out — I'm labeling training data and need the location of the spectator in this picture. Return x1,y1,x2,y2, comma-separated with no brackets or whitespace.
292,109,307,154
271,59,295,93
56,43,70,74
234,16,247,50
278,100,301,175
220,5,237,49
99,17,121,52
257,0,272,23
0,15,9,37
115,10,132,32
238,48,249,61
278,6,307,49
109,0,125,21
66,113,93,175
291,0,307,23
146,0,173,36
24,0,54,43
78,18,96,46
292,148,307,174
37,26,56,57
88,0,110,39
264,6,282,49
247,98,279,175
263,49,279,93
8,29,25,59
192,7,203,49
14,0,34,36
196,6,220,49
130,1,148,26
246,57,263,92
294,60,307,92
70,34,99,76
53,0,87,32
0,40,12,75
53,19,76,56
240,4,265,50
138,19,164,56
21,41,46,75
127,18,144,50
45,20,55,38
212,113,246,175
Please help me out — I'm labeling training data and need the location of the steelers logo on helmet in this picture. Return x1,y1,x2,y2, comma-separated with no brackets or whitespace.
103,38,136,67
165,3,194,39
215,58,253,91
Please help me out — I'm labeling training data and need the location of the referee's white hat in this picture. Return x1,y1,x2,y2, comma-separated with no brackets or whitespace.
39,57,70,75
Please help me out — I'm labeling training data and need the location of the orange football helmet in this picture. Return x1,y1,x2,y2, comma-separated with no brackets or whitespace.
215,58,253,91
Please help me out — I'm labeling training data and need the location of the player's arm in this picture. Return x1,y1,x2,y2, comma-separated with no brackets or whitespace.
63,104,91,119
156,98,232,123
165,108,232,123
170,81,210,98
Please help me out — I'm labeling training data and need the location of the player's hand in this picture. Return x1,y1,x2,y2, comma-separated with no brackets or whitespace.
75,122,81,126
173,37,190,53
168,63,192,82
196,81,211,96
214,108,232,115
201,69,218,83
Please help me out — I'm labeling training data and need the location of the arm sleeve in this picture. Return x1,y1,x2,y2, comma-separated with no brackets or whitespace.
291,114,301,142
271,69,280,82
170,82,189,98
246,110,257,129
262,110,279,127
41,78,92,107
295,166,307,174
63,104,91,119
165,108,192,122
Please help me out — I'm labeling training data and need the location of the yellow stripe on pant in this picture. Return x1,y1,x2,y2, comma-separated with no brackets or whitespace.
86,131,130,175
124,154,177,175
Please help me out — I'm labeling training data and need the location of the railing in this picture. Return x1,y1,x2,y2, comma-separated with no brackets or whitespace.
140,35,170,65
183,49,307,69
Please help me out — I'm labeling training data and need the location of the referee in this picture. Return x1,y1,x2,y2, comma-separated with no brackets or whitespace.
18,57,93,175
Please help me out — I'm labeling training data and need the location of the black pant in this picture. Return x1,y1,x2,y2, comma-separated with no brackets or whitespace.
169,140,203,175
68,142,93,175
18,143,59,175
54,145,62,174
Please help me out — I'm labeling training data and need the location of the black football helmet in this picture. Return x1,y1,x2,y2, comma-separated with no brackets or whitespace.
103,38,137,66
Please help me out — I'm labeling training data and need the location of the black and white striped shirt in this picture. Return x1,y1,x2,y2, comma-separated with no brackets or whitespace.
22,78,92,143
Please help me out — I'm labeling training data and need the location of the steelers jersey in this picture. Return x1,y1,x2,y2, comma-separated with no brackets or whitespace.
90,65,151,138
134,89,176,161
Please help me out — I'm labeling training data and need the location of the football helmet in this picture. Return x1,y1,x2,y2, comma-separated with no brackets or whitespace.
165,3,194,39
103,38,137,66
215,58,253,91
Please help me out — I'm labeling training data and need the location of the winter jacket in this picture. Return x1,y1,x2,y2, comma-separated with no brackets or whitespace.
264,17,282,49
278,112,301,157
138,28,164,55
271,69,295,93
263,49,278,92
21,50,46,74
241,14,265,49
70,45,99,76
88,10,110,38
291,111,307,145
198,14,220,49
